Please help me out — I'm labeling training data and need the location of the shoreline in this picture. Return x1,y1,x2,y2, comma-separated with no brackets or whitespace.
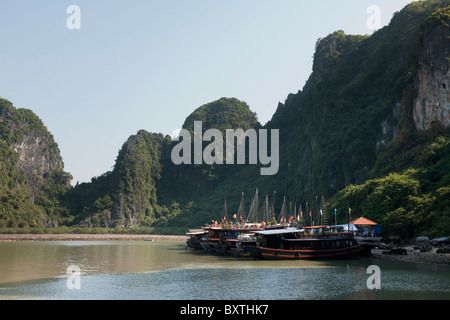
0,233,187,242
1,234,448,266
370,246,450,266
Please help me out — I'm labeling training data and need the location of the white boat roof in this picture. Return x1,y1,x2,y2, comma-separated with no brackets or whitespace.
253,228,304,235
186,229,207,235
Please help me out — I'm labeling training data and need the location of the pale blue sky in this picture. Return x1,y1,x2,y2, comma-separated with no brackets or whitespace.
0,0,414,184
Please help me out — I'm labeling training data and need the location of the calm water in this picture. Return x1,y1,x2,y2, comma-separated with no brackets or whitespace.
0,241,449,300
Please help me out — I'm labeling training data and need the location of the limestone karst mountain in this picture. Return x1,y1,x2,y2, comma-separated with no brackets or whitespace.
1,1,449,238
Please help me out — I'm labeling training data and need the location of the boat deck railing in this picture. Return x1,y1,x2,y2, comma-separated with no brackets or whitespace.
295,232,354,240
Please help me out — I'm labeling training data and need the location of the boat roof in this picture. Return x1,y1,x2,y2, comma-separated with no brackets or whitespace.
304,225,328,229
203,226,263,231
333,224,358,231
186,230,206,235
253,228,304,236
283,237,350,242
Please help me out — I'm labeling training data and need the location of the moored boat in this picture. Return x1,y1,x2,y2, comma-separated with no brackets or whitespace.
185,229,208,250
188,189,298,256
195,189,275,255
350,217,384,254
200,224,265,255
251,226,364,259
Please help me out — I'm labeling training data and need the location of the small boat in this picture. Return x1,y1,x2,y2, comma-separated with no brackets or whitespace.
231,233,257,258
251,226,364,259
185,229,208,250
188,189,296,257
200,224,265,255
350,217,384,254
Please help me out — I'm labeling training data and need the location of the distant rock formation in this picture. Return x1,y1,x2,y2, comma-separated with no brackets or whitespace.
413,15,450,130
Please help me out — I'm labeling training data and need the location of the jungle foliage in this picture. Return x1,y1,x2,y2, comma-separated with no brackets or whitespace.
1,1,449,240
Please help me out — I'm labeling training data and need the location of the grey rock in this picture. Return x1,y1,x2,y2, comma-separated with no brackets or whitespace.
430,236,450,247
413,23,450,131
436,245,450,254
382,247,407,255
419,243,432,252
415,236,432,251
416,236,430,243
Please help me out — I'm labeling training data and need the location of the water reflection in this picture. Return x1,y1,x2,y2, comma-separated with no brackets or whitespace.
0,241,449,299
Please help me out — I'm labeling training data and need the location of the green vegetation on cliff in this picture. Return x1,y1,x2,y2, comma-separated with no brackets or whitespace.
182,97,259,135
64,97,260,228
1,1,449,240
266,0,447,203
0,98,71,228
331,130,450,239
65,131,170,228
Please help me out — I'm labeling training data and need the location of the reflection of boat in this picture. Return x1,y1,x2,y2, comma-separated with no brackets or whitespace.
251,226,364,259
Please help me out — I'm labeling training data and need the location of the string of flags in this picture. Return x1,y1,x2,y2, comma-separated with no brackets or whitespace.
209,193,353,227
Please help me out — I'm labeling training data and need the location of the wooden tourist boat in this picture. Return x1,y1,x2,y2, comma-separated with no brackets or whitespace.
190,189,291,255
195,190,271,254
231,233,257,258
200,224,265,254
185,229,208,250
251,226,364,259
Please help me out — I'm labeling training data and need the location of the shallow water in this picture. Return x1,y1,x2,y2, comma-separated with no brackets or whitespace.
0,241,448,300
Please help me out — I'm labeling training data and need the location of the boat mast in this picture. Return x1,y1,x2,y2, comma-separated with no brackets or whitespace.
306,202,311,226
321,195,328,227
293,203,297,222
264,194,269,223
298,204,303,225
279,197,286,224
224,196,228,222
238,192,246,223
247,188,259,223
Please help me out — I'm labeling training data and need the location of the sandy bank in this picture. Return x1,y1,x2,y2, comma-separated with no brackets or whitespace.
0,233,187,242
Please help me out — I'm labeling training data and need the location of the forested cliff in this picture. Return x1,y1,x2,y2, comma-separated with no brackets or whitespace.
0,98,71,228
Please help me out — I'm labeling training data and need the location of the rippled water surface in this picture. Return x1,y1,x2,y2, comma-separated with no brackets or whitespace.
0,241,448,299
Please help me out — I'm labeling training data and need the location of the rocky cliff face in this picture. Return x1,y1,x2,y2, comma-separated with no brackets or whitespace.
0,101,70,196
69,98,259,228
69,130,168,228
413,20,450,130
3,2,449,231
0,98,71,227
12,123,68,202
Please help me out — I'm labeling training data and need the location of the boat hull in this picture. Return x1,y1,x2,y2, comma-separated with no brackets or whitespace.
185,239,203,250
253,245,364,260
200,242,214,253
